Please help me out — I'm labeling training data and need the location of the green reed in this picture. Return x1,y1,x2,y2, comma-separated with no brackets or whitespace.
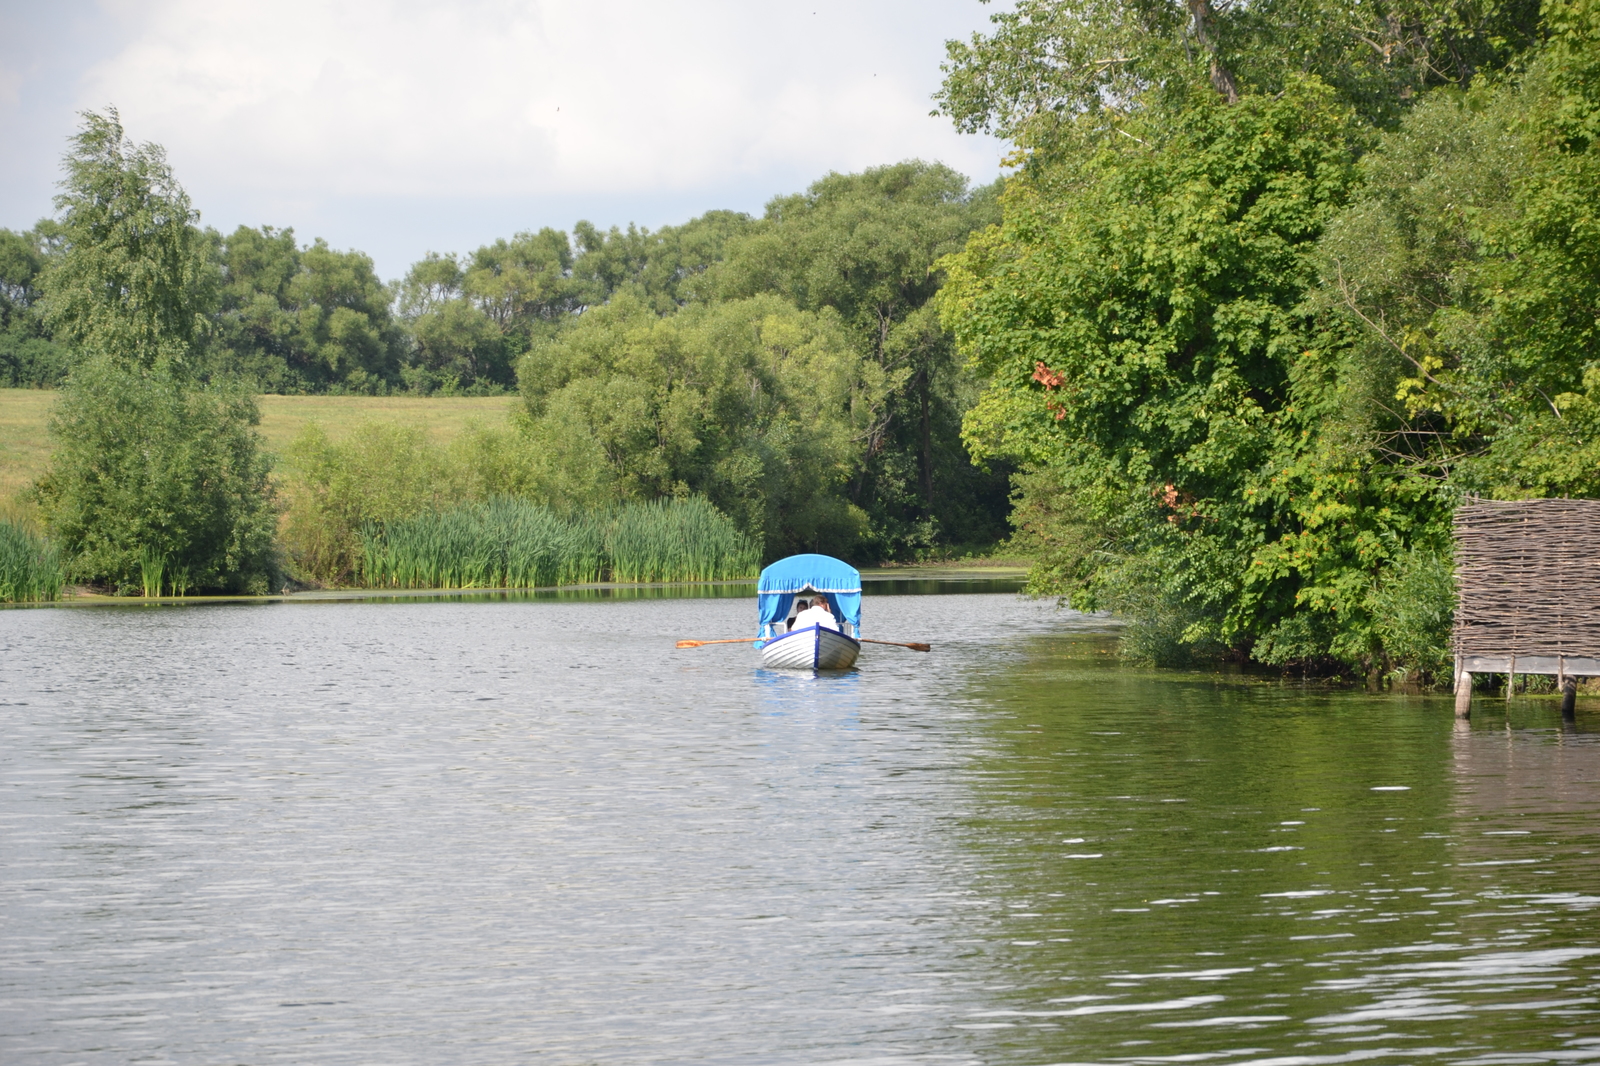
0,519,65,603
139,549,166,598
605,497,760,583
359,497,759,589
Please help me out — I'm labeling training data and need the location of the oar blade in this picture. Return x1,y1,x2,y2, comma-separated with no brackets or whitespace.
860,637,932,652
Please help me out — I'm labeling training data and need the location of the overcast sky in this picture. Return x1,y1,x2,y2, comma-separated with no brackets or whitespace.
0,0,1011,280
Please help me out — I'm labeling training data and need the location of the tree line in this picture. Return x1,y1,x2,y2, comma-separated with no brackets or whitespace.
3,183,976,403
4,109,1014,595
935,0,1600,682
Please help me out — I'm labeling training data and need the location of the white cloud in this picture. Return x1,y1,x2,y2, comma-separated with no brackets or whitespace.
79,0,1006,202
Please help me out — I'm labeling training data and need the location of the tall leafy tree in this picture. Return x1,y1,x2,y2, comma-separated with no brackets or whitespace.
398,228,582,393
516,293,888,556
463,227,583,334
712,161,1008,554
943,79,1370,662
40,109,213,370
38,359,277,594
395,212,760,394
935,0,1578,677
937,0,1541,141
34,109,277,594
573,210,756,312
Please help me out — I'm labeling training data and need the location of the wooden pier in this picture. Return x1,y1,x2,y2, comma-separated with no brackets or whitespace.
1453,499,1600,718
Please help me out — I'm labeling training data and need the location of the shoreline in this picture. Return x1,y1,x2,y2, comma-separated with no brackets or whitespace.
4,563,1032,609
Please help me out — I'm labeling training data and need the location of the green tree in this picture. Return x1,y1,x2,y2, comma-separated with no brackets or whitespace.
937,0,1541,141
212,225,405,393
34,359,277,594
393,212,760,394
940,79,1375,665
1254,0,1600,678
712,161,1008,554
932,0,1579,677
33,109,278,594
40,109,213,370
573,210,756,312
465,227,583,332
517,293,886,556
0,223,72,386
396,229,578,394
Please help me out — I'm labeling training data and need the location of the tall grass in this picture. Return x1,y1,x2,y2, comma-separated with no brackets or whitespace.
605,498,759,583
360,496,758,589
0,519,64,603
139,549,166,598
136,550,195,597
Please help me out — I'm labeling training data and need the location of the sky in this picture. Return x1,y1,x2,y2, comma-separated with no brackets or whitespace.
0,0,1012,281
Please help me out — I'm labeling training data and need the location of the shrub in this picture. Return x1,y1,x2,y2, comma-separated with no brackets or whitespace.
34,357,278,595
278,421,464,584
1369,547,1456,684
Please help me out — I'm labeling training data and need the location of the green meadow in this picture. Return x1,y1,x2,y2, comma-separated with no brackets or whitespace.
0,389,515,505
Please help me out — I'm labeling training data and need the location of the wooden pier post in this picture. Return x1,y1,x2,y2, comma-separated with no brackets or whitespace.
1455,670,1472,719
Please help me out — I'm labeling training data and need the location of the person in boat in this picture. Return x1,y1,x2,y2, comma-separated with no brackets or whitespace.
792,594,840,632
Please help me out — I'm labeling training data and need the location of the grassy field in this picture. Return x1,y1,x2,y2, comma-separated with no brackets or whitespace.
0,390,53,505
0,389,517,504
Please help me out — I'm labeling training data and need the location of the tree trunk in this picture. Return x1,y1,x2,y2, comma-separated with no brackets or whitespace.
919,368,934,516
1186,0,1239,103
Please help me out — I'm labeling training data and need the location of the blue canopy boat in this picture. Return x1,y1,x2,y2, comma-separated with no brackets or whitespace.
755,554,863,670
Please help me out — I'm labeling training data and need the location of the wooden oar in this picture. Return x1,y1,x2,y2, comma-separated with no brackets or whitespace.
676,636,931,652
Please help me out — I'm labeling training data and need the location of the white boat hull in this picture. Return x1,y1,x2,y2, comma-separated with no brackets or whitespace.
759,624,861,670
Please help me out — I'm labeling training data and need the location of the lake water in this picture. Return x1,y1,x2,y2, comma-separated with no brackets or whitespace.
2,589,1598,1064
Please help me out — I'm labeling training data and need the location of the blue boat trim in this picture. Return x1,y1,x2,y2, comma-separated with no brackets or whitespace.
760,624,862,668
761,624,861,650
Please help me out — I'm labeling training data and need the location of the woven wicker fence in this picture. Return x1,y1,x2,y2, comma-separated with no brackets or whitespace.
1454,498,1600,664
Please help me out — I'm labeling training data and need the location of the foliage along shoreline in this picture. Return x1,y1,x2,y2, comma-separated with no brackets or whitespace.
4,131,1011,571
0,110,1009,601
927,0,1600,686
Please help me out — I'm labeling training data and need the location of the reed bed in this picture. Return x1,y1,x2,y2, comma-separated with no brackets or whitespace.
0,519,64,603
360,497,758,589
605,498,760,583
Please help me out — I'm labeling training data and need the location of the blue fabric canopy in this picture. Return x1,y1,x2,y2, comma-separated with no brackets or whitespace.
756,554,862,638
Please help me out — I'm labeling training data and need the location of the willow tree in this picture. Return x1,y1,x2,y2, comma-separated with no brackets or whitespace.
710,162,1008,555
34,109,276,595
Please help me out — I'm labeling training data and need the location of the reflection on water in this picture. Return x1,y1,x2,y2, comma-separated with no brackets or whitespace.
948,636,1600,1063
1,594,1596,1064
